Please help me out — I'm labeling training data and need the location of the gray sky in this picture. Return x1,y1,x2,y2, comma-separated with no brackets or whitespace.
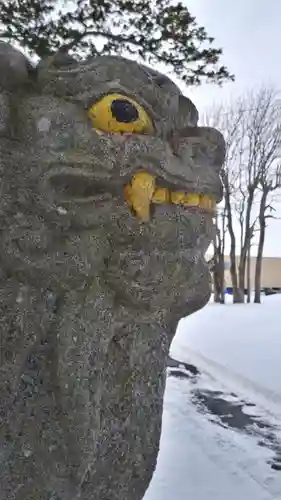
185,0,281,112
181,0,281,257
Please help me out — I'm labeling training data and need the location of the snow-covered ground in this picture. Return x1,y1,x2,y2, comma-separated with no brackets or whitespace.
144,294,281,500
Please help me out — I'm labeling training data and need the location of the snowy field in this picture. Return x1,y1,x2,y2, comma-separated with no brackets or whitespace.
144,294,281,500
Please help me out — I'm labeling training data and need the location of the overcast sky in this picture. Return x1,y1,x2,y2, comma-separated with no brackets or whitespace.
179,0,281,258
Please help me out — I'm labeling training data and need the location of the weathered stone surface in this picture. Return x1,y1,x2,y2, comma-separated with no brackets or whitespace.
0,42,225,500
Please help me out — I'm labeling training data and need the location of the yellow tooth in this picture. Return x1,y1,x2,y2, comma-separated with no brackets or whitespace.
125,171,156,221
170,191,186,205
183,193,200,206
200,195,216,211
152,187,170,204
171,192,200,206
125,176,216,220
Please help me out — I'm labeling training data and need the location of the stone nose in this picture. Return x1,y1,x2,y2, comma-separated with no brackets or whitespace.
170,126,225,173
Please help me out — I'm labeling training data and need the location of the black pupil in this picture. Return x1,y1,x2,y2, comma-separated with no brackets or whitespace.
111,99,139,123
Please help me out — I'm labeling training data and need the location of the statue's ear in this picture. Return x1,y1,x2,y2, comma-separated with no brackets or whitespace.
0,42,33,90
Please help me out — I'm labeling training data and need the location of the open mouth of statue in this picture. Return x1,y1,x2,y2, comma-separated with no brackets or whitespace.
124,171,216,222
47,169,217,221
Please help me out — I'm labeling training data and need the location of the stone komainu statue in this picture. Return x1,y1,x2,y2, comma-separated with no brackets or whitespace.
0,42,225,499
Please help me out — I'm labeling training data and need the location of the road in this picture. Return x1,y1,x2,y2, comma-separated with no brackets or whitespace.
144,359,281,500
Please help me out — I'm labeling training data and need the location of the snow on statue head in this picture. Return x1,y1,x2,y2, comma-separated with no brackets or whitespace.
0,41,225,499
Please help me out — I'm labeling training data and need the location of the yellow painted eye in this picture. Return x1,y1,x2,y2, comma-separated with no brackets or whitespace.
88,93,153,134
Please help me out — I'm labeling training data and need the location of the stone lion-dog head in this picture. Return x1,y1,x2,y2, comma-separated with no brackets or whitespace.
0,42,224,500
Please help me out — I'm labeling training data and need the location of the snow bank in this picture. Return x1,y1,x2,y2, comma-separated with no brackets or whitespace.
171,294,281,409
144,295,281,500
144,377,281,500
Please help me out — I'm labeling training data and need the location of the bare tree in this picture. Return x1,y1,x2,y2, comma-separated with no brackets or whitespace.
204,102,245,302
212,208,226,303
254,166,281,303
234,88,281,296
206,87,281,304
246,245,251,303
